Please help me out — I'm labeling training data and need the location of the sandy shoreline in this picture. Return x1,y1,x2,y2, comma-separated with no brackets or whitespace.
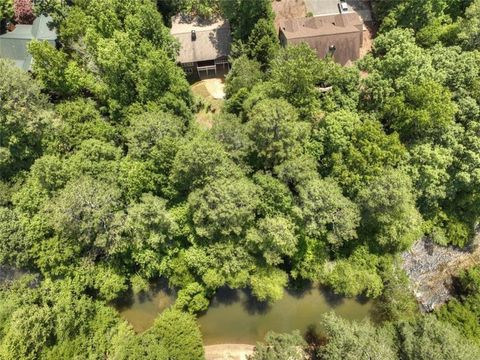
204,344,255,360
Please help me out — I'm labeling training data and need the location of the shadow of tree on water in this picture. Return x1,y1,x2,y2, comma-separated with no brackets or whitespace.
209,286,241,307
241,288,271,315
320,287,345,307
286,279,313,299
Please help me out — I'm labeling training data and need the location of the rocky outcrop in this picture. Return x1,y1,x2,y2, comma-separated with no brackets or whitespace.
402,235,480,311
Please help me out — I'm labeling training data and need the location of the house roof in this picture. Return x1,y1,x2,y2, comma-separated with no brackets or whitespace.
0,15,57,71
170,15,231,64
279,13,363,40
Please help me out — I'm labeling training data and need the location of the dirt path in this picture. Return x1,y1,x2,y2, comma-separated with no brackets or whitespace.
204,344,255,360
402,235,480,311
272,0,307,26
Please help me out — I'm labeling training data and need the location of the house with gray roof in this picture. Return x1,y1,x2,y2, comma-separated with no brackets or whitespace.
278,12,364,65
170,15,231,78
0,15,56,71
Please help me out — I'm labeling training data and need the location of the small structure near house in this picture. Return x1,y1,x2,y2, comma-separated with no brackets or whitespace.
278,12,364,65
170,15,231,79
0,15,56,71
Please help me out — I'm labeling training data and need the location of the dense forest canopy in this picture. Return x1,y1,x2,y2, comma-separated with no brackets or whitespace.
0,0,480,358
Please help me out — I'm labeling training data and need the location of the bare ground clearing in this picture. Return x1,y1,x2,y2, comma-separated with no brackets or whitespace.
191,79,225,129
204,344,255,360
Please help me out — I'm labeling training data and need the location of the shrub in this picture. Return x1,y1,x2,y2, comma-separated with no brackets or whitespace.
1,0,14,19
14,0,34,24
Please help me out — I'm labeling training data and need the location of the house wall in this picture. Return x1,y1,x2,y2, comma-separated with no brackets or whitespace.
281,30,362,65
180,56,230,80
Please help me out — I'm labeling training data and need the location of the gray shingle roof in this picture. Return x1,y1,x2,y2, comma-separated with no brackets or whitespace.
170,15,231,64
0,15,56,71
279,13,363,40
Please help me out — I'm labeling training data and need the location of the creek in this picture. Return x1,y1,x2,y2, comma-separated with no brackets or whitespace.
115,282,372,345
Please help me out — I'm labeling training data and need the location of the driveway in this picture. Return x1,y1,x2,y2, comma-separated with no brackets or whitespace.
305,0,339,15
305,0,373,21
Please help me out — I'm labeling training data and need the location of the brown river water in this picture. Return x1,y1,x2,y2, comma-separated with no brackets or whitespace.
115,283,372,345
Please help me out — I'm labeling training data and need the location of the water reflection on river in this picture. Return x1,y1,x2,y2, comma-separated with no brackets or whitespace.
116,282,372,345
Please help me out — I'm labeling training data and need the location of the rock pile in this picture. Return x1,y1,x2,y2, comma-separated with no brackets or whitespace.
402,235,480,311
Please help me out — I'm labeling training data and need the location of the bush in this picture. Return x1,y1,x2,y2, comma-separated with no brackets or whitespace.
149,308,204,360
14,0,34,24
1,0,14,19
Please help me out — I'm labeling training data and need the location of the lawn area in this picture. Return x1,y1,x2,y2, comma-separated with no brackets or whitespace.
191,79,225,129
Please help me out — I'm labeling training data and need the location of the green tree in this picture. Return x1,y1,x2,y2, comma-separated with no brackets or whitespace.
0,305,54,360
250,267,288,303
296,178,360,248
170,135,240,193
246,98,309,170
312,110,406,196
269,44,323,119
246,18,279,68
224,55,263,99
0,59,51,179
377,0,452,46
246,216,298,266
408,143,453,216
182,242,255,290
125,107,184,193
436,266,480,344
110,193,178,278
318,312,396,360
148,308,204,360
274,154,319,190
252,172,294,217
0,208,29,267
47,99,116,154
31,0,191,116
183,0,220,18
29,40,99,98
220,0,274,41
382,80,457,143
372,258,419,322
358,169,423,252
45,176,122,249
211,113,252,164
396,315,480,360
64,139,122,182
457,0,480,49
0,0,13,19
322,247,384,298
250,330,307,360
188,177,258,240
174,282,209,313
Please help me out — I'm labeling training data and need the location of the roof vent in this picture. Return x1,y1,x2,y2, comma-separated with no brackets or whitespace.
191,30,196,41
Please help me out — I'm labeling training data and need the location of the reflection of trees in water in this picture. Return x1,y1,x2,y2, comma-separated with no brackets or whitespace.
286,279,313,299
355,293,370,305
304,324,326,360
320,287,345,307
209,287,240,307
111,277,175,311
242,288,271,315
